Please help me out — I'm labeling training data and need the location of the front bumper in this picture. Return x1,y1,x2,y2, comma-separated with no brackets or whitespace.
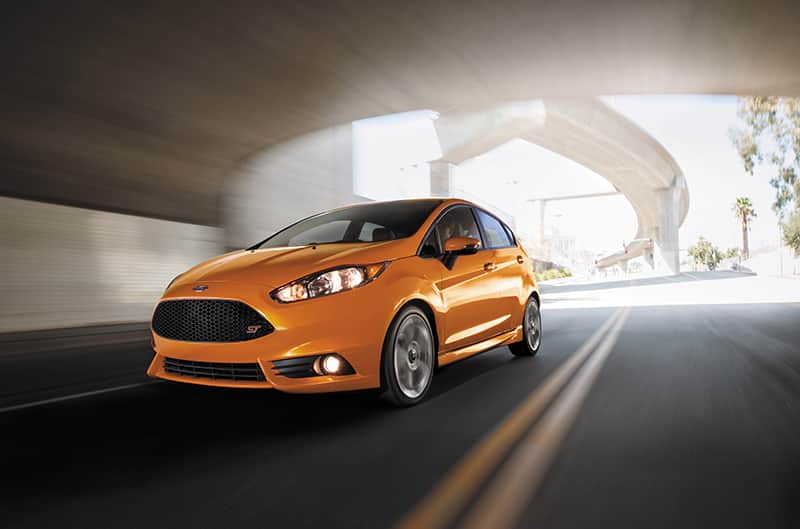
146,279,396,393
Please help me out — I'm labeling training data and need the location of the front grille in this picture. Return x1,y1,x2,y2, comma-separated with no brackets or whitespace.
152,299,273,342
163,357,266,382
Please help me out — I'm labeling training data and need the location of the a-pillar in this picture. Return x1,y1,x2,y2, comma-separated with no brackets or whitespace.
429,161,456,197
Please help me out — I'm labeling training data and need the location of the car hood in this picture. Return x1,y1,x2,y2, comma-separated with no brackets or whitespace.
170,240,413,290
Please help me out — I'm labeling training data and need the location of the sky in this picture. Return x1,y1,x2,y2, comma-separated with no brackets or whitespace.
603,95,782,253
353,95,784,256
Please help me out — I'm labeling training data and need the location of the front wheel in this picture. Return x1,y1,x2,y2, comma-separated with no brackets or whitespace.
509,296,541,357
380,306,435,407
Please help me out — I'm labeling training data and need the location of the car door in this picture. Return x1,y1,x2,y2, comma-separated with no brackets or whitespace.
474,208,525,332
434,206,510,352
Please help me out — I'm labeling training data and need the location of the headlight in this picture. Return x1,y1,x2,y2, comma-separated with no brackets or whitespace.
271,262,389,303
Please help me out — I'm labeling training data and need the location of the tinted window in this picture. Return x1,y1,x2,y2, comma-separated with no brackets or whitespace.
254,200,442,248
288,220,349,246
476,209,513,248
502,222,516,245
419,229,440,257
358,221,385,241
436,207,482,245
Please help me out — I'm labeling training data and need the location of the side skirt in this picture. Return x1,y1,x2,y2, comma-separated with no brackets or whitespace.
437,325,523,368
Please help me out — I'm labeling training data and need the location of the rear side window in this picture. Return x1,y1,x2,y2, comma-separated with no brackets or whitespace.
476,209,513,248
501,222,516,245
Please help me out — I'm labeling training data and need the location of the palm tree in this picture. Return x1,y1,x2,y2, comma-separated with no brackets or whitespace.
733,197,757,259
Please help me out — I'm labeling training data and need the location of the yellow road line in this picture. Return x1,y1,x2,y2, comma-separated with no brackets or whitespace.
458,308,631,529
394,308,627,529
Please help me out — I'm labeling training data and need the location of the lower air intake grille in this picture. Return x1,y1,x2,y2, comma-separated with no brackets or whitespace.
163,358,266,382
272,356,318,378
152,299,273,342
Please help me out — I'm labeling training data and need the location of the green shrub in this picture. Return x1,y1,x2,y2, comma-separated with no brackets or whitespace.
535,268,572,282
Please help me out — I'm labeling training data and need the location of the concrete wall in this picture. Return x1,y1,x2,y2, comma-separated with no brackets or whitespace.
223,124,363,249
0,197,223,332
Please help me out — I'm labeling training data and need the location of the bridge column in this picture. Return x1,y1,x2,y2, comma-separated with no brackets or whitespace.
429,161,456,197
653,185,681,274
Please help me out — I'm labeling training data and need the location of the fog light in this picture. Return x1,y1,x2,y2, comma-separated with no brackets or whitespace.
311,353,354,376
322,354,342,374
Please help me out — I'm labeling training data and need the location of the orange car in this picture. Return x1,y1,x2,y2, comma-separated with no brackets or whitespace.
147,198,541,406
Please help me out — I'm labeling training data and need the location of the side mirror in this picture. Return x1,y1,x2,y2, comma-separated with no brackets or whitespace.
441,237,480,269
444,236,481,255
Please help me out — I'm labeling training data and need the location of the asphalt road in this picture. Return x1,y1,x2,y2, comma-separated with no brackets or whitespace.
2,272,799,528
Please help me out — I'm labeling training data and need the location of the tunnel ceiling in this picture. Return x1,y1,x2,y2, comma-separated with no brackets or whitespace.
1,1,799,225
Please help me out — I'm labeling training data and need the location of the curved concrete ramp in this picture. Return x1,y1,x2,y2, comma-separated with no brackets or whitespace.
433,99,688,273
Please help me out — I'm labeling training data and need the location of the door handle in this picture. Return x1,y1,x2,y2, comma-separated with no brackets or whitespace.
484,262,497,271
516,255,524,264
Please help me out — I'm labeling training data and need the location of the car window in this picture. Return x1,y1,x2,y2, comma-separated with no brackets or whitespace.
288,220,349,246
501,221,516,245
358,221,395,242
255,200,442,248
419,229,440,257
476,209,513,248
436,207,482,246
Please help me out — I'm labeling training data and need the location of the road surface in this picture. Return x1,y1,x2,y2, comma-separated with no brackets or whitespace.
2,271,799,528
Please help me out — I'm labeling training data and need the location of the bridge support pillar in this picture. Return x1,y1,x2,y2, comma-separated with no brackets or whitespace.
430,161,456,197
653,185,681,274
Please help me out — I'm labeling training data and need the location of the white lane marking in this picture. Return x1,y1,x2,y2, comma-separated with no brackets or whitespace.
458,307,631,529
0,381,158,414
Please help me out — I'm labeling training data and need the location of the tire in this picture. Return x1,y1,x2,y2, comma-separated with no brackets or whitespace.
509,296,541,357
380,305,436,407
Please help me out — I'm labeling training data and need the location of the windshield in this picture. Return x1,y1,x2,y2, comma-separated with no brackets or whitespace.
253,200,443,249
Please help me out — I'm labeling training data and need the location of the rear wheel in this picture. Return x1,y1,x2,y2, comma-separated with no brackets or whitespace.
509,296,541,357
381,306,435,407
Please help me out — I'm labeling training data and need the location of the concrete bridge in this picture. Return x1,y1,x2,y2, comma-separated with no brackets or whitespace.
430,99,688,273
